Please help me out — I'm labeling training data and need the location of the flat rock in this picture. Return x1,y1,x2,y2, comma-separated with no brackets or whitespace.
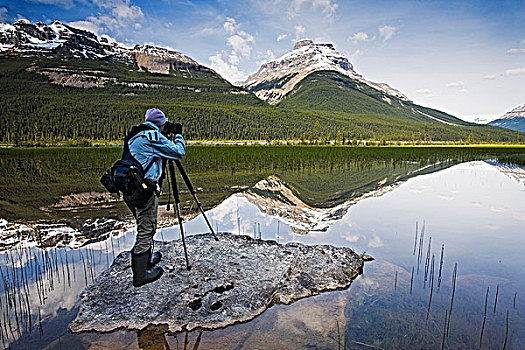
69,233,365,334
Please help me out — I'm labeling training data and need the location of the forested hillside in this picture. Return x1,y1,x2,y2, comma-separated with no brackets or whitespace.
277,71,514,141
0,57,519,144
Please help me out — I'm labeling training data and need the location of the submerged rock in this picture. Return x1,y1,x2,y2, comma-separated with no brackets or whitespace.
69,233,365,334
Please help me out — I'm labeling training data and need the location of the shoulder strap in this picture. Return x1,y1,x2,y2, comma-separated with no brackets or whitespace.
122,124,158,172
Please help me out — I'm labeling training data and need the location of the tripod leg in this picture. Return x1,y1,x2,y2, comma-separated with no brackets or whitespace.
175,160,219,241
168,160,191,271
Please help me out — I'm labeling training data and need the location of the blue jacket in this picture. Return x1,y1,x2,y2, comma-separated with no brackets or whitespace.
127,121,186,182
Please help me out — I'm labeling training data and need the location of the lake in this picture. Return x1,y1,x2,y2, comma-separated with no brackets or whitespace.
0,146,524,349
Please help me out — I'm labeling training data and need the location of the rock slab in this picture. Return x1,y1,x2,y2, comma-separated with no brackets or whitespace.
69,233,364,334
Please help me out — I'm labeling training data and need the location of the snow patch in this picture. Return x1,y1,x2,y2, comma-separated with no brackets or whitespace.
415,110,462,126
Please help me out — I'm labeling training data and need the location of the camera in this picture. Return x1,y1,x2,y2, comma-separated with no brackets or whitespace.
162,121,182,136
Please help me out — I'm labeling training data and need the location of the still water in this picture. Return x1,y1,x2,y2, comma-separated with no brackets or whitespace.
3,159,525,349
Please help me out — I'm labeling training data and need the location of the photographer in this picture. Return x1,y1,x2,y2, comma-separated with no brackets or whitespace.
123,108,185,287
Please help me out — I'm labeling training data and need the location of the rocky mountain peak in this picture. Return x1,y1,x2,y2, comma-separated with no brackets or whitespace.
243,39,409,104
0,18,216,77
502,104,525,118
293,39,313,50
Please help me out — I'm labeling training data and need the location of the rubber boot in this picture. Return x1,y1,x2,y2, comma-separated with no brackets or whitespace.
147,250,162,270
132,250,164,287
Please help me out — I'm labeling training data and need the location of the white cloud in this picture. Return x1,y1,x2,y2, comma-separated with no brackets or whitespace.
506,48,525,54
416,88,436,98
504,67,525,76
209,17,256,83
112,2,143,20
220,18,255,58
379,25,397,41
277,33,289,42
342,233,360,243
228,54,240,65
68,20,101,35
349,49,363,61
224,17,237,35
256,49,276,66
447,81,465,88
447,81,468,93
348,32,369,44
227,33,255,57
0,7,8,22
368,234,383,248
483,74,497,80
288,0,339,20
313,0,339,19
294,25,305,41
69,0,145,35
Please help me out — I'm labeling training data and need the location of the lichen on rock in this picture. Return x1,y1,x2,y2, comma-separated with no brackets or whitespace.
69,233,365,334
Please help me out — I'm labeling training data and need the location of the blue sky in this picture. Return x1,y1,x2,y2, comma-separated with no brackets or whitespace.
1,0,524,122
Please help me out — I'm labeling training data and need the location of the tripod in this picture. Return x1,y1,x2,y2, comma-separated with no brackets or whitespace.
165,159,219,271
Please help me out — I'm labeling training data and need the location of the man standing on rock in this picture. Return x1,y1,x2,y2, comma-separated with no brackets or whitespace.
122,108,185,287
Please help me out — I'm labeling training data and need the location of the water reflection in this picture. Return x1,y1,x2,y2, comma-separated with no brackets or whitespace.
159,160,525,349
3,159,525,349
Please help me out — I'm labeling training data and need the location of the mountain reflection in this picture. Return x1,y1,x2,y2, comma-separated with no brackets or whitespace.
485,159,525,186
239,160,459,234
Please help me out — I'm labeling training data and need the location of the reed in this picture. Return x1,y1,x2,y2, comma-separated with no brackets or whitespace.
65,250,71,287
394,271,398,293
424,237,431,289
53,248,60,284
446,263,458,338
493,284,499,313
193,331,203,350
413,221,418,255
59,251,65,290
410,266,414,295
105,240,110,267
513,292,517,309
80,250,88,286
437,244,444,291
417,221,425,274
426,254,435,320
502,310,509,350
38,307,43,337
110,234,115,264
33,255,43,305
441,310,448,350
479,286,489,348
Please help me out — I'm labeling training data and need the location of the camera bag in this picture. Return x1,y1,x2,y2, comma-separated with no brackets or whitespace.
100,124,157,205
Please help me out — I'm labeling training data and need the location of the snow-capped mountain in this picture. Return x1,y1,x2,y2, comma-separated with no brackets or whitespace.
243,39,410,104
0,19,209,74
488,104,525,132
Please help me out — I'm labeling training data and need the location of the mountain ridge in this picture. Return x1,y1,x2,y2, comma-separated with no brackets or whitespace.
0,19,217,76
243,39,409,104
